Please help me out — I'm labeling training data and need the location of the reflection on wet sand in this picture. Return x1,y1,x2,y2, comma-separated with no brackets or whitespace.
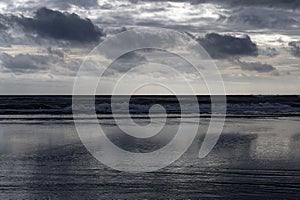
0,117,300,199
246,118,300,168
251,135,290,161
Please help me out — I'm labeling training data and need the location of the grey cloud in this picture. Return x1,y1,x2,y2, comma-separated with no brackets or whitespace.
271,70,280,76
0,14,10,30
196,33,258,59
47,47,65,58
103,49,198,77
132,0,300,9
218,0,300,9
105,51,148,75
0,16,10,46
237,60,276,73
226,7,299,29
0,51,81,75
258,47,279,57
0,21,7,30
289,41,300,57
47,0,99,9
0,53,49,73
1,0,98,13
14,7,104,43
104,27,128,36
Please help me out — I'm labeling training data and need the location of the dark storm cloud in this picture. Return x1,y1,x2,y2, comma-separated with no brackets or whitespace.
236,60,276,73
288,42,300,57
13,7,104,43
0,53,49,73
196,33,258,59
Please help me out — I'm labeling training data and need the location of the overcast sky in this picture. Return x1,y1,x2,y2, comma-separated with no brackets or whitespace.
0,0,299,94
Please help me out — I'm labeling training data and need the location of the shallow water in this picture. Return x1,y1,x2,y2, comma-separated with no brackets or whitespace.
0,116,300,199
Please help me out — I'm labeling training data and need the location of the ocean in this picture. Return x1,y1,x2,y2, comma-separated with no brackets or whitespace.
0,95,300,199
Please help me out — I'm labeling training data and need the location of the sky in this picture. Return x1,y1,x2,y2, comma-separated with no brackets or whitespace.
0,0,299,94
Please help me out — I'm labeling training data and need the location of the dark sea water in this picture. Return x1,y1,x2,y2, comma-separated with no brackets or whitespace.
0,96,300,199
